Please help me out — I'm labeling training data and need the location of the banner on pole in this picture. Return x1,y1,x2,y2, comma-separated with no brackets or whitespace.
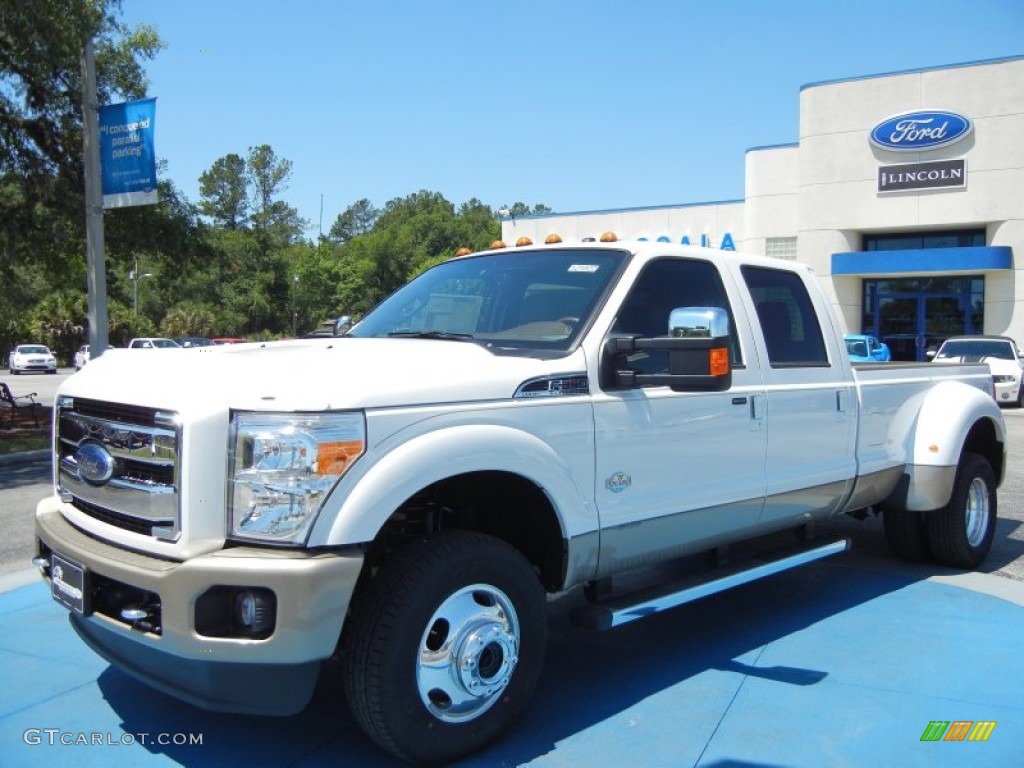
98,98,158,208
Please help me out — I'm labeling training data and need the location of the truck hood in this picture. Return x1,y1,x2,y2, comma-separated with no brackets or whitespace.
62,338,581,414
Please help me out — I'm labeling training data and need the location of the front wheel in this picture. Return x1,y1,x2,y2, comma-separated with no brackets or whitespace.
341,531,547,765
925,452,997,568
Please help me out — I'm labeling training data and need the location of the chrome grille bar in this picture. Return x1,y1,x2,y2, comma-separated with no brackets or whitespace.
56,396,181,541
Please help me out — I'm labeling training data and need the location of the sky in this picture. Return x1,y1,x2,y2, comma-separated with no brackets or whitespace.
119,0,1024,238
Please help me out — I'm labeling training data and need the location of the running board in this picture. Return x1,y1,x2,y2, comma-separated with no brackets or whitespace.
570,538,850,630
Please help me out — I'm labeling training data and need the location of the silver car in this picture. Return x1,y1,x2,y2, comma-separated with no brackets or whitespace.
8,344,58,375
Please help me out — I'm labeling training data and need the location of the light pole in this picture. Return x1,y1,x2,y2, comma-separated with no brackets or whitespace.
130,254,153,319
292,275,300,337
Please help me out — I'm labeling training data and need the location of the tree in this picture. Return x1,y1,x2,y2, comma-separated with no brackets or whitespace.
198,153,248,229
0,0,163,354
247,144,305,248
0,0,162,267
160,302,217,337
500,202,553,218
328,198,378,244
331,191,505,314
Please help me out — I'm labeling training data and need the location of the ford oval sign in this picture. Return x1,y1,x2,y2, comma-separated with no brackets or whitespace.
870,110,972,152
75,441,115,486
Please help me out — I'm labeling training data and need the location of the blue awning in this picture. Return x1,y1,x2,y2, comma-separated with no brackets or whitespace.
832,245,1012,275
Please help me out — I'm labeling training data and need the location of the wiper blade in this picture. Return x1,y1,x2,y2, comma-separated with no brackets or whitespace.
387,331,476,341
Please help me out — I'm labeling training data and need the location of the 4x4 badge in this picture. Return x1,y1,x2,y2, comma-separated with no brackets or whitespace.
605,472,631,493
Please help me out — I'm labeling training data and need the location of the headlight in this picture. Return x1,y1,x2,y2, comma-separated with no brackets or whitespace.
228,411,365,545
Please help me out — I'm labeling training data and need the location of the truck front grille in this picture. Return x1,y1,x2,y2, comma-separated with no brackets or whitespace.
56,397,181,541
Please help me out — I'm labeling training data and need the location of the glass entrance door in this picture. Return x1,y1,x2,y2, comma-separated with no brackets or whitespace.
865,277,984,362
877,295,921,361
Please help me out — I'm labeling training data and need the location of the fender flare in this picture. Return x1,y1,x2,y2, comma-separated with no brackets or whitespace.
892,379,1005,511
907,379,1005,468
307,423,594,547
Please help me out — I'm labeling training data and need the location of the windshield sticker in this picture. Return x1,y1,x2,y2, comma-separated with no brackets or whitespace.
568,264,599,273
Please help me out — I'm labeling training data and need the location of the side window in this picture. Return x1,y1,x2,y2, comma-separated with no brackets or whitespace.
613,258,742,374
741,266,828,367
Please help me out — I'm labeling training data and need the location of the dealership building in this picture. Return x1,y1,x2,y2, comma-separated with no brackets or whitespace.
500,55,1024,360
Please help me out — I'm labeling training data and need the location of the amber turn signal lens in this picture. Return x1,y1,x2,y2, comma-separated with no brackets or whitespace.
709,348,730,376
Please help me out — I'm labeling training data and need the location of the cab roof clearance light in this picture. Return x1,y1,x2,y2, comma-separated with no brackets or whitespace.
516,237,533,247
545,233,563,244
490,240,507,250
600,231,619,242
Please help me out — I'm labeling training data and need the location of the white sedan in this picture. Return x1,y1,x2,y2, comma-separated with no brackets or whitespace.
8,344,58,375
932,335,1024,406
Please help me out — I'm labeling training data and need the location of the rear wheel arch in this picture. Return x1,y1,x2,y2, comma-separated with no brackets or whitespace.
961,417,1004,487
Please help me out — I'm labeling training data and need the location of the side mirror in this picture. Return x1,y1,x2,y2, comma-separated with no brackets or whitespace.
605,306,732,392
334,315,352,336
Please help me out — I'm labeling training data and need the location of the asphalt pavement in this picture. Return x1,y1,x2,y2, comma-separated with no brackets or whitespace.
1,407,1022,766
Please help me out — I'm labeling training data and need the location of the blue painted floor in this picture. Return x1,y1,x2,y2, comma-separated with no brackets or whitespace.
1,557,1022,767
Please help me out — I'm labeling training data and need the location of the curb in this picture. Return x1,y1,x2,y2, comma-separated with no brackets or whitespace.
0,449,49,466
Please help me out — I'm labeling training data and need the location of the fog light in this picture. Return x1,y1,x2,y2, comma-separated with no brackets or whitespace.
234,589,275,635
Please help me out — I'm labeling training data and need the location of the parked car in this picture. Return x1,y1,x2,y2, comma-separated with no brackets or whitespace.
8,344,57,375
932,335,1024,406
128,338,182,349
844,333,891,363
73,344,90,371
173,337,215,348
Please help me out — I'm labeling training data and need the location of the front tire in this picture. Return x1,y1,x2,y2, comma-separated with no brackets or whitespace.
925,452,997,568
341,531,547,765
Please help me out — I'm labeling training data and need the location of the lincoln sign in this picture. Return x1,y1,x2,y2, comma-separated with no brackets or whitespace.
877,159,966,194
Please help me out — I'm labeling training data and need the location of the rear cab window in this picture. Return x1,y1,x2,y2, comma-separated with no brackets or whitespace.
740,266,828,367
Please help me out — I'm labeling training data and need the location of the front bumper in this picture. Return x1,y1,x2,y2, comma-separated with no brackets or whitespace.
35,498,365,715
993,379,1020,405
13,362,55,373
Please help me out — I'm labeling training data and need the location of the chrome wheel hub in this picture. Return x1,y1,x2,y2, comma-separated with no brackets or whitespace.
417,584,520,723
964,476,989,547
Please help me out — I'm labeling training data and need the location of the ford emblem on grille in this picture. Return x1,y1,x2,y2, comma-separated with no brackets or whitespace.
75,441,116,485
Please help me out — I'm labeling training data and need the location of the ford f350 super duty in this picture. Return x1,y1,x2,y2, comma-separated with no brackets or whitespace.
35,240,1005,764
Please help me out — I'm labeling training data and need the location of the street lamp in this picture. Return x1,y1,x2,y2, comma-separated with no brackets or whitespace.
129,254,153,318
292,275,300,337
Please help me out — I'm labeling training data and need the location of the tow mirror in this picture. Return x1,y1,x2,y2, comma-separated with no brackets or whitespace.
334,315,352,336
605,306,732,392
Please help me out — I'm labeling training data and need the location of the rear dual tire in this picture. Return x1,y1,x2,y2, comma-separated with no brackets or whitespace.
883,452,996,569
925,452,996,568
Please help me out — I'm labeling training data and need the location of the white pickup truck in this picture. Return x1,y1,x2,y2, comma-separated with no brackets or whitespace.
35,240,1005,764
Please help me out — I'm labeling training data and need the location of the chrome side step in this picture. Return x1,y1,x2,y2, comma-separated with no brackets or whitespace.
570,538,850,630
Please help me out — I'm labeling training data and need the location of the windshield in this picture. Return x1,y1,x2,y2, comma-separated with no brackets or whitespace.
18,346,50,354
935,339,1016,360
349,248,628,353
